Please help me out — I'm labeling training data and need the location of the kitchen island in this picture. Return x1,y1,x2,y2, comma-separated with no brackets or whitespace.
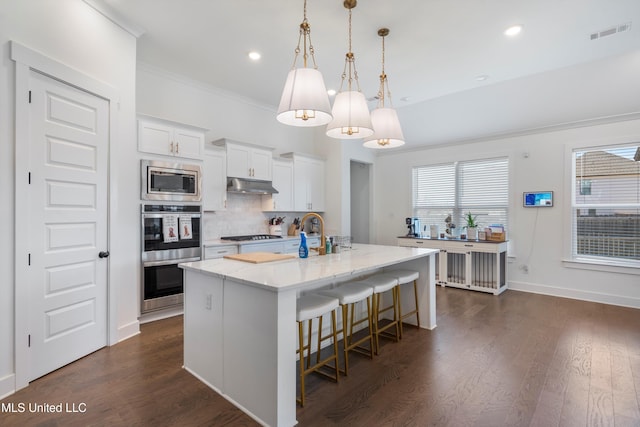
179,244,437,427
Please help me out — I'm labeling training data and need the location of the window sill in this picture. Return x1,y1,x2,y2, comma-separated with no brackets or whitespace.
562,258,640,276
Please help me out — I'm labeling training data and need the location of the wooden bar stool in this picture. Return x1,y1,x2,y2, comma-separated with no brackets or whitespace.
351,275,399,355
318,283,374,375
296,294,340,407
377,269,420,339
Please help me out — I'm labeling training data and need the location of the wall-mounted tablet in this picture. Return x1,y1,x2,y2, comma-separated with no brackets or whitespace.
523,191,553,207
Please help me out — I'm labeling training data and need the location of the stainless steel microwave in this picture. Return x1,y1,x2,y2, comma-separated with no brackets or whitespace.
141,160,202,202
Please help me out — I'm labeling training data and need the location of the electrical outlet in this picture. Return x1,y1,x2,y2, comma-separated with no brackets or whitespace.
205,294,212,310
520,264,529,273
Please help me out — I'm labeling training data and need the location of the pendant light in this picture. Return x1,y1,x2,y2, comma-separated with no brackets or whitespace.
363,28,405,149
326,0,373,139
277,0,332,127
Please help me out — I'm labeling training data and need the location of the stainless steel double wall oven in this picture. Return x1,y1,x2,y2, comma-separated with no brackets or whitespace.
141,204,201,313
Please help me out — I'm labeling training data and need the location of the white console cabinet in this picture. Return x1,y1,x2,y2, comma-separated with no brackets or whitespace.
398,238,508,295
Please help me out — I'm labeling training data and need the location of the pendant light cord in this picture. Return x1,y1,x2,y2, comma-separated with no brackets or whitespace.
376,29,393,109
291,0,319,70
339,5,361,93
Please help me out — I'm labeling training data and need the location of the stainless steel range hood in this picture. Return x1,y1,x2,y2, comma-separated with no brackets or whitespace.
227,177,279,195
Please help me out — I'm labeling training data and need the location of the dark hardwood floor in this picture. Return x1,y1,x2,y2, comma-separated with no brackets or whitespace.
2,287,639,426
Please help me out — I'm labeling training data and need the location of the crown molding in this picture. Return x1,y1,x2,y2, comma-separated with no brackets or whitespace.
83,0,145,38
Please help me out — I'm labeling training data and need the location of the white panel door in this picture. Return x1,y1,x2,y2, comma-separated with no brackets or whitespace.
27,70,109,381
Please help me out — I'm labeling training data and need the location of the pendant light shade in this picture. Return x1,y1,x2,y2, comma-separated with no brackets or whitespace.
326,90,374,139
363,27,405,149
277,68,332,127
326,0,373,139
276,0,332,127
363,107,405,148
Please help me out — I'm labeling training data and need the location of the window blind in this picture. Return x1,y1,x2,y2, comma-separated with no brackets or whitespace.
412,157,508,235
573,145,640,262
412,163,455,231
459,158,509,227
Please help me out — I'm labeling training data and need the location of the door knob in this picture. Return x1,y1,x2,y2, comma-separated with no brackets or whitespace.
99,251,110,258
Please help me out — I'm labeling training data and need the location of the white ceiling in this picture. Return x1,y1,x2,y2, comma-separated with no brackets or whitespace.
101,0,640,148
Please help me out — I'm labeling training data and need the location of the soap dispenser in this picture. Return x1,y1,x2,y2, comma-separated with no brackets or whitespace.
298,232,309,259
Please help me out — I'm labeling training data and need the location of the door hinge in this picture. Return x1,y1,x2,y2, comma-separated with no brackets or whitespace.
28,334,31,347
28,90,31,104
28,253,31,266
28,172,31,184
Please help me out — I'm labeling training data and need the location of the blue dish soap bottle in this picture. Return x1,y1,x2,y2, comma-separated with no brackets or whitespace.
298,232,309,259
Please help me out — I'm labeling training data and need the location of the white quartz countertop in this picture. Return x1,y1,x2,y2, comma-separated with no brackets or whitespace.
180,243,437,292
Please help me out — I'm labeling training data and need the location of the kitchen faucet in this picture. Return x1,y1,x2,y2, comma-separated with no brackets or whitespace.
300,212,326,255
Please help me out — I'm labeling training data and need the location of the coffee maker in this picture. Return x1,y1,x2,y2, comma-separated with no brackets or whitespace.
405,217,421,237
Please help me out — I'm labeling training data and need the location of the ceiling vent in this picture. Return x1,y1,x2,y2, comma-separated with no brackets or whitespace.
590,22,632,40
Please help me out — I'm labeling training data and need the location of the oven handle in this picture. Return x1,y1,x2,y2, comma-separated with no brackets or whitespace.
142,257,201,267
142,213,201,219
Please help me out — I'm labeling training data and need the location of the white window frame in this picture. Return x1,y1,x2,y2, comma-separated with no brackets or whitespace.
563,139,640,274
412,156,509,236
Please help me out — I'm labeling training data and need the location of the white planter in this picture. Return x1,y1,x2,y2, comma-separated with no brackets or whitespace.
467,227,477,240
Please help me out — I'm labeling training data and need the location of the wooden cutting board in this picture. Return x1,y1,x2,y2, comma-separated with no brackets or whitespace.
223,252,297,263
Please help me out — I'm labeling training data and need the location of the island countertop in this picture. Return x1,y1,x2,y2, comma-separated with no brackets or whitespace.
179,243,437,292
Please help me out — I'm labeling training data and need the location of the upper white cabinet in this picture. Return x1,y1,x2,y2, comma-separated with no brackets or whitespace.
138,115,206,160
213,139,273,181
282,153,325,212
203,147,227,211
263,158,294,212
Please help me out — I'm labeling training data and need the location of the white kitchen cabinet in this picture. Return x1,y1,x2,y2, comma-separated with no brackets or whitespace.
282,239,300,253
262,158,293,212
397,238,508,295
239,241,285,254
281,153,325,212
203,244,238,260
203,147,227,211
306,236,321,249
138,115,206,160
283,236,321,253
213,139,273,181
238,237,320,254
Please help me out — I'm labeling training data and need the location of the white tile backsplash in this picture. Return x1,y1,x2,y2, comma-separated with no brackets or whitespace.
203,194,309,240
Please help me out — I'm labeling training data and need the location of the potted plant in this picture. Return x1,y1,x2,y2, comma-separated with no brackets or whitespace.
463,212,479,240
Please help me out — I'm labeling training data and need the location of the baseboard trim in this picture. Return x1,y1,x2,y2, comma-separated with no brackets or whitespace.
509,281,640,309
0,373,16,400
117,320,140,343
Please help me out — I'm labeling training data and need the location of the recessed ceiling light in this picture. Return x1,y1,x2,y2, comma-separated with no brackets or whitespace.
504,25,522,37
400,96,411,102
475,74,489,81
327,89,337,96
248,51,261,61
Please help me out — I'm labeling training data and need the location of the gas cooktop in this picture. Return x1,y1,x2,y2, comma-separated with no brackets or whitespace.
221,234,283,241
